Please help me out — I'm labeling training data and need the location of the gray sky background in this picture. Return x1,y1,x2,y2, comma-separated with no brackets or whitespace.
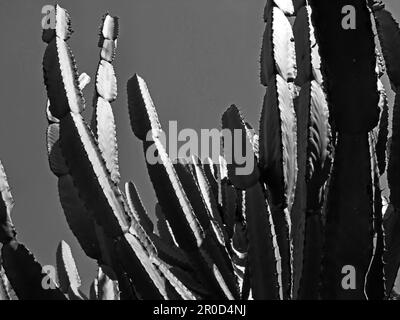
1,0,399,294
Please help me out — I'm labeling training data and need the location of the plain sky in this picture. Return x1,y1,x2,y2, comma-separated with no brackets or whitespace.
1,0,399,294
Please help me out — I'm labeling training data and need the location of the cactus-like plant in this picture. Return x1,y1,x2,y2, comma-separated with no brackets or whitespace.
0,0,400,300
